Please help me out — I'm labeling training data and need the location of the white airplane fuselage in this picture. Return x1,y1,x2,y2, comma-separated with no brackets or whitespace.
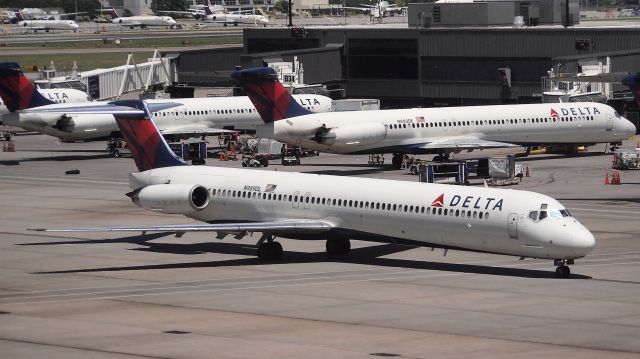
205,13,268,25
258,102,636,154
9,95,331,141
112,15,176,28
17,19,79,31
130,165,595,260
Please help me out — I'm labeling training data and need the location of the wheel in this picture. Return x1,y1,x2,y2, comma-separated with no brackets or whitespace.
326,238,350,256
261,160,269,167
268,241,283,260
112,150,120,158
258,242,283,260
554,265,571,278
410,167,418,175
391,154,402,169
242,162,247,167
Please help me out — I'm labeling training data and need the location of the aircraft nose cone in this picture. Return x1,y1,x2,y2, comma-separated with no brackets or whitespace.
625,118,637,138
572,225,596,257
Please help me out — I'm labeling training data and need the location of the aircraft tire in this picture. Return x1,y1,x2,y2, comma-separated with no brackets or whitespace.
391,154,403,169
326,238,350,256
554,265,571,278
258,241,283,260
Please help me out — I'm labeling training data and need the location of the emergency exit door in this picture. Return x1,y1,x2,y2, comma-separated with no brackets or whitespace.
508,213,518,238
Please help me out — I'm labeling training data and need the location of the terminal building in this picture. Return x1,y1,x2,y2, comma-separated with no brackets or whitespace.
167,25,640,110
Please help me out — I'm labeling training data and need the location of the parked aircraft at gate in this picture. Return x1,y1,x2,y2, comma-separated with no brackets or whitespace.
200,4,268,26
234,67,637,167
0,62,331,141
32,99,596,278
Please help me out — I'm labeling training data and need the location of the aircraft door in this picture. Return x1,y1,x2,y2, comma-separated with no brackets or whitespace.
508,213,518,239
606,114,613,131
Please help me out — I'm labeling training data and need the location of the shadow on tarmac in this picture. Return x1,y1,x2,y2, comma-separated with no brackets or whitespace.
24,234,591,280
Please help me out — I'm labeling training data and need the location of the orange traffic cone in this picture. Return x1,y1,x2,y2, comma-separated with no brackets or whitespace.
613,171,622,185
525,166,530,177
604,172,610,185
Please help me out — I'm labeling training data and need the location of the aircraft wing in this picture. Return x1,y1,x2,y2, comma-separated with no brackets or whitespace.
159,124,238,136
31,219,334,234
420,136,519,150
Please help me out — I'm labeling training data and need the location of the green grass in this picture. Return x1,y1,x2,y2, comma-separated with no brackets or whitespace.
14,52,156,73
8,35,242,50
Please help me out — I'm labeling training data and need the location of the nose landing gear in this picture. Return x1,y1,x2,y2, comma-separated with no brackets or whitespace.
554,258,574,278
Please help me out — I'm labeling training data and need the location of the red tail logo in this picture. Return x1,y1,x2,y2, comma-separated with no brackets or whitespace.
550,108,558,118
431,194,444,207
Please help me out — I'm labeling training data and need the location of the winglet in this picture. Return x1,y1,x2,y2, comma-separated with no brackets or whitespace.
231,67,312,123
0,62,55,112
621,73,640,108
109,100,186,172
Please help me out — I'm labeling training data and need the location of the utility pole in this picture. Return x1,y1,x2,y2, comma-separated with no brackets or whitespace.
288,0,293,27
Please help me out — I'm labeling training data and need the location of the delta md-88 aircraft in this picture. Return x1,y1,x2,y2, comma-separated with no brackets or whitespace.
234,67,636,167
34,99,596,278
0,62,331,141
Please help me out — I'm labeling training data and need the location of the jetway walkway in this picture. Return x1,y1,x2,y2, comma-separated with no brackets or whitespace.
34,50,171,100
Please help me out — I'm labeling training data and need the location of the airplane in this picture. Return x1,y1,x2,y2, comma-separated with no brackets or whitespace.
159,4,224,19
233,67,637,168
345,0,406,18
0,62,331,141
14,11,80,32
31,99,596,278
109,9,177,29
200,2,269,27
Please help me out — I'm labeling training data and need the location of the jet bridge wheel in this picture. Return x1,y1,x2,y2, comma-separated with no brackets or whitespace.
326,238,351,256
554,265,571,278
258,241,283,261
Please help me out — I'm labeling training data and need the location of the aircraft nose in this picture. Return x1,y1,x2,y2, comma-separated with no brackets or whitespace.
624,117,637,138
572,224,596,257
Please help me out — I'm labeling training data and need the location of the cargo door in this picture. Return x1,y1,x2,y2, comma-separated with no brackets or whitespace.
606,114,613,131
508,213,518,239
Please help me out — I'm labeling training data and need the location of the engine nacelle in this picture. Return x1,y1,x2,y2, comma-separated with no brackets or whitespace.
318,122,387,146
129,184,210,214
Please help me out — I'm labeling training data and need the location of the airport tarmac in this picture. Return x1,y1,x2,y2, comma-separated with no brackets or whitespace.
1,134,639,358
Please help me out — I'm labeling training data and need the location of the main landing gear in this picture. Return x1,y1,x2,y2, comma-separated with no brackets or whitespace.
554,259,574,278
256,236,352,260
391,153,405,169
257,234,283,261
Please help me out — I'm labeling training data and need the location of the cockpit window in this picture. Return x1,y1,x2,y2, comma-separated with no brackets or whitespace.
560,209,571,217
539,211,548,220
528,211,538,220
615,111,621,119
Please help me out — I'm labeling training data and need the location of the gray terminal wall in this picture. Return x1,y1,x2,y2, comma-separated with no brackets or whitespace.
172,27,640,106
408,0,580,28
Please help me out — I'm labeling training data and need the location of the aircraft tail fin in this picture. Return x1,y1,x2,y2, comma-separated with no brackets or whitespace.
110,8,119,19
231,67,312,123
203,1,213,16
15,11,25,22
110,100,187,172
0,62,55,112
621,73,640,107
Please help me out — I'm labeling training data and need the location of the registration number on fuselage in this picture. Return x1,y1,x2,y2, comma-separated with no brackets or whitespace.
244,185,261,192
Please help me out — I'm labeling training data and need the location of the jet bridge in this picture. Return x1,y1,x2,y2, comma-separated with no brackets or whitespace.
34,50,171,100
